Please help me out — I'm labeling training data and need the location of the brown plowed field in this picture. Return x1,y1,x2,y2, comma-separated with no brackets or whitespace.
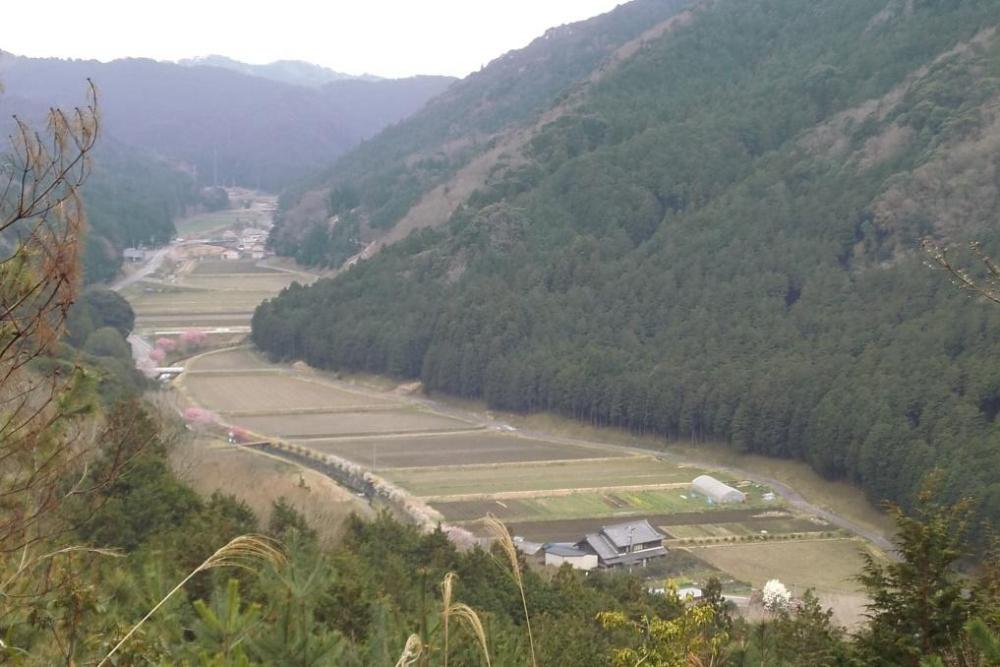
184,375,388,413
187,348,274,371
296,432,616,468
239,410,470,438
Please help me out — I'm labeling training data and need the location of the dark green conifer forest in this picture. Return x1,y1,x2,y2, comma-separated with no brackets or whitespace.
256,0,1000,540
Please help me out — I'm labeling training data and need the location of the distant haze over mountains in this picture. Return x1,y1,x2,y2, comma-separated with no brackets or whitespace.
176,55,384,87
0,51,454,189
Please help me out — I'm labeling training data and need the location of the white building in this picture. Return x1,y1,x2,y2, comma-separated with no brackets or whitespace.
544,543,598,571
691,475,747,504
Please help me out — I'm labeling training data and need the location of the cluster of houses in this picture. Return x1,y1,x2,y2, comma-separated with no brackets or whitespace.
123,227,271,264
515,475,748,572
220,227,268,259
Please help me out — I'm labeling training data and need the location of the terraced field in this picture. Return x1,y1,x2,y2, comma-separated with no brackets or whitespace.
184,374,390,413
432,487,781,523
242,410,473,439
181,274,300,291
190,260,281,275
184,347,273,371
305,431,616,468
173,344,879,624
383,456,706,496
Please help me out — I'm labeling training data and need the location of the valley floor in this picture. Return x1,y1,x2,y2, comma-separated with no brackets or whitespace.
118,199,891,627
173,343,883,627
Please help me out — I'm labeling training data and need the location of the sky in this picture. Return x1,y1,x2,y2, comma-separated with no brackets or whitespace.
0,1,626,78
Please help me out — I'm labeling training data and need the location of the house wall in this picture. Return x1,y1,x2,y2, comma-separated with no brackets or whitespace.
545,552,598,571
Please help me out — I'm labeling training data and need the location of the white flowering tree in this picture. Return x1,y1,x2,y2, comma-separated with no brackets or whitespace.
762,579,791,612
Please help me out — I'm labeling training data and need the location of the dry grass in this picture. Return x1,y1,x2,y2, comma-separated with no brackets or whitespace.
483,516,536,666
685,538,875,627
169,437,372,544
99,534,284,666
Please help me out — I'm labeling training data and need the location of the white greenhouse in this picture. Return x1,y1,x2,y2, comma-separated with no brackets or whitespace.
691,475,747,504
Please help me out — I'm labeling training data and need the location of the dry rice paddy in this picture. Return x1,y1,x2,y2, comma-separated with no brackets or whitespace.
183,374,391,413
240,410,472,439
174,346,879,624
303,432,619,468
383,456,705,496
186,347,273,371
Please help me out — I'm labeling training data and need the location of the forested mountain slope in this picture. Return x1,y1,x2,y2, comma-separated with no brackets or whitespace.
81,142,199,283
270,0,693,265
254,0,1000,538
0,53,453,189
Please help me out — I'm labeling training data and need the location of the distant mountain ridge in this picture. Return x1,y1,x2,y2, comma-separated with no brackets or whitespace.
177,54,383,87
0,52,454,190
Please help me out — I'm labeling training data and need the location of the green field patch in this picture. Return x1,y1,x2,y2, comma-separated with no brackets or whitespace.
382,457,704,496
434,488,747,523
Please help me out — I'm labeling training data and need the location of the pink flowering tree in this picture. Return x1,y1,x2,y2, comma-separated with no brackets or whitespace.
183,407,217,424
180,329,208,351
155,337,177,352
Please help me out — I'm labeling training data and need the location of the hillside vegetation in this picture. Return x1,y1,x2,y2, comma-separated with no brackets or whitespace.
255,0,1000,538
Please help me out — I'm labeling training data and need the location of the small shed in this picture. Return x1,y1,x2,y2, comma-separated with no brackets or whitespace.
123,247,146,262
691,475,746,504
513,536,544,557
677,586,704,600
544,543,598,571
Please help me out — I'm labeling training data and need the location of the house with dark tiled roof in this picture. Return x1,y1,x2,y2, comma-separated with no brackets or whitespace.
576,519,667,568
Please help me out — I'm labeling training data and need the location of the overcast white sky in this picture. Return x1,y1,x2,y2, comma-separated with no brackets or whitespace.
1,1,626,78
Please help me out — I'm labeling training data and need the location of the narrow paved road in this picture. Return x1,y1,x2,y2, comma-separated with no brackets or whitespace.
112,241,185,375
110,243,177,291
